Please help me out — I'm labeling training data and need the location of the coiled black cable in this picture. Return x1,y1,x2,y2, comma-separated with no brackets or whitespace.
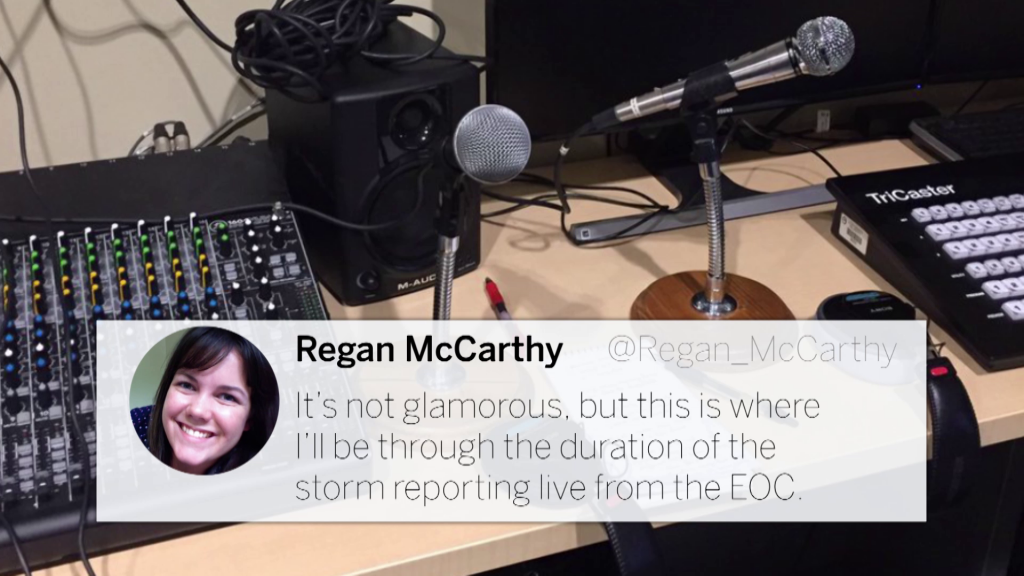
176,0,470,102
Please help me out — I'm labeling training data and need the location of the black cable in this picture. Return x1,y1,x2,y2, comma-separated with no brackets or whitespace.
740,120,843,177
0,47,96,576
553,122,593,213
175,0,485,102
202,108,267,148
481,191,662,219
0,512,31,576
954,80,988,116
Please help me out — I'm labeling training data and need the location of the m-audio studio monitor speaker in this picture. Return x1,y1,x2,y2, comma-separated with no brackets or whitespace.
267,24,481,306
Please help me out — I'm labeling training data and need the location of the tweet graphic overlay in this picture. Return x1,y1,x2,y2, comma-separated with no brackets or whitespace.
98,320,926,522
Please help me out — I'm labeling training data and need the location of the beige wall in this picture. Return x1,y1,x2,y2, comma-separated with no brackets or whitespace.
0,1,486,173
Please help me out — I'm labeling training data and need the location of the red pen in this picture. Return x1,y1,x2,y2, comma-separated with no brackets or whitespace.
484,277,512,320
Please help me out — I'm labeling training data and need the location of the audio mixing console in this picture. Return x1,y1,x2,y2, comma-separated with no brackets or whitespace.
0,143,330,573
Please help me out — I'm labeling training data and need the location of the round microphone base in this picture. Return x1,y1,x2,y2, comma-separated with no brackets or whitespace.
631,271,794,320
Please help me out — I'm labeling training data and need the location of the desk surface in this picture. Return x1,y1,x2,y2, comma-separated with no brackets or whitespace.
50,140,1024,576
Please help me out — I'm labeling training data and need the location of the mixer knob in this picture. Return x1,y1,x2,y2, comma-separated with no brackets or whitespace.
216,223,233,257
66,317,79,337
31,259,44,286
258,277,272,301
3,360,19,381
146,295,163,319
3,326,17,346
204,287,219,313
32,290,46,315
251,255,266,278
92,304,106,320
35,384,53,410
120,300,135,320
3,345,18,361
4,390,22,416
91,282,104,306
2,367,19,390
3,287,15,315
35,368,51,384
269,224,285,249
265,302,279,320
73,383,88,404
229,282,245,306
31,317,48,341
177,299,192,319
32,341,49,360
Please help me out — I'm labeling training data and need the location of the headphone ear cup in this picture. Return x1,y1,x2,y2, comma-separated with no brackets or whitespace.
926,358,980,510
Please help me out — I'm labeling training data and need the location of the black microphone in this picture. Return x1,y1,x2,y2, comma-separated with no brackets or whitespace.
591,16,855,130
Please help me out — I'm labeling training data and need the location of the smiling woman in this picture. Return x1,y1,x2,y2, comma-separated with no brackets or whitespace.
138,327,280,476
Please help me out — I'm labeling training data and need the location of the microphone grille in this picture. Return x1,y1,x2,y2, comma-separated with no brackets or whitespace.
453,105,531,186
795,16,855,77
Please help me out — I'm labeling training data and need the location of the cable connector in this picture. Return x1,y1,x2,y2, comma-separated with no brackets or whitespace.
153,123,172,154
172,121,191,151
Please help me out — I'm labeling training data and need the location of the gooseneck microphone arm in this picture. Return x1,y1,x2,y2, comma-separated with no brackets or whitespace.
432,171,465,321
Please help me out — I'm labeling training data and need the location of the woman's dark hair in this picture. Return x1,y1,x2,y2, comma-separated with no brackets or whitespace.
148,327,278,474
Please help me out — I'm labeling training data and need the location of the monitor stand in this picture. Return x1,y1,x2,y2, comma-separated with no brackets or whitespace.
568,126,835,244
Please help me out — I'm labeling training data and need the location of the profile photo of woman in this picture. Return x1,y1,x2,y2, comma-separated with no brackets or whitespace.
141,327,279,476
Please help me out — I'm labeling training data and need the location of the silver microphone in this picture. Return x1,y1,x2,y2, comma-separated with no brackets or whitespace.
450,104,532,186
608,16,855,125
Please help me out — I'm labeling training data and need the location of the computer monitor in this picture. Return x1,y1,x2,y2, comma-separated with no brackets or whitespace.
926,0,1024,83
486,0,934,141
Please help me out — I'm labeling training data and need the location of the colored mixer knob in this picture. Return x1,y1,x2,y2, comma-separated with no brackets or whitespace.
216,223,233,257
204,287,219,312
120,300,135,320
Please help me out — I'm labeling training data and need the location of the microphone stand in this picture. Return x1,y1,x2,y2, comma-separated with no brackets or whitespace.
433,174,464,321
421,173,467,391
630,106,794,320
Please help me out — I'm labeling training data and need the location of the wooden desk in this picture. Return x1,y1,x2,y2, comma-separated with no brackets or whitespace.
46,140,1024,576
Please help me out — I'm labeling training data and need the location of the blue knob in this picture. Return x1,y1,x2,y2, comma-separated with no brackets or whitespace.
178,291,187,300
150,296,160,306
